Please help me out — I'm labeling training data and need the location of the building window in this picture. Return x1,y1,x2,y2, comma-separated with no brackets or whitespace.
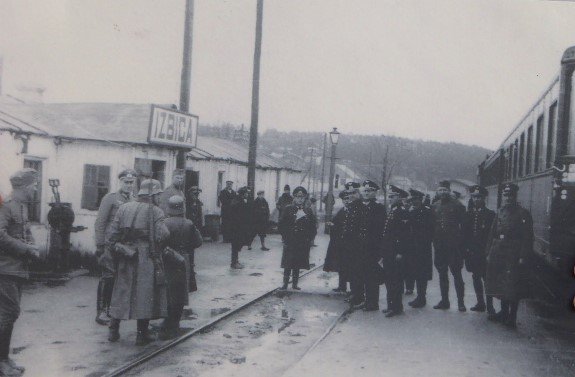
82,164,110,210
23,159,42,222
546,102,557,168
134,158,166,191
513,139,519,179
535,115,544,172
526,126,533,175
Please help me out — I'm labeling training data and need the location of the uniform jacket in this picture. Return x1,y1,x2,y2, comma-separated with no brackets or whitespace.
279,204,317,269
107,200,170,320
218,189,237,212
324,207,345,272
276,193,293,219
230,197,254,246
406,204,434,281
158,185,186,215
432,196,466,250
186,197,204,229
253,197,270,235
94,191,133,247
463,205,495,274
364,199,386,257
0,191,35,279
339,199,369,275
164,215,202,306
485,203,533,300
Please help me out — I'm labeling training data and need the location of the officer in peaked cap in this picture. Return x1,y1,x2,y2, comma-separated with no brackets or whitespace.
432,179,467,312
485,182,532,328
356,179,386,311
219,181,237,243
464,185,495,314
94,169,137,325
344,182,361,202
159,169,186,217
0,168,41,376
405,188,434,308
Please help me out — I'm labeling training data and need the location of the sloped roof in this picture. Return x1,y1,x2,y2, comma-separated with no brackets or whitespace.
0,102,297,171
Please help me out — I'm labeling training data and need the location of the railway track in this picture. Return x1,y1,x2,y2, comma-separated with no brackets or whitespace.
102,264,350,377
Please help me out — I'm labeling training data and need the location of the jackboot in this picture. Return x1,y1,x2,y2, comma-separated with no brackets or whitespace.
108,319,120,342
260,236,270,251
95,279,110,326
409,296,426,308
486,296,495,315
135,320,154,346
292,270,301,290
488,301,509,322
0,360,20,377
504,301,519,329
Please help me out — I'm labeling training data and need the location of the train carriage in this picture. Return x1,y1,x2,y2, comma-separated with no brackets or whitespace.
478,46,575,278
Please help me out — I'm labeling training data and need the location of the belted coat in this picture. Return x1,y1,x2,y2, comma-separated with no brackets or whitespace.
463,206,495,275
279,204,317,270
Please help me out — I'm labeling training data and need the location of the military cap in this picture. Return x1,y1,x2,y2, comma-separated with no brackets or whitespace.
166,195,185,216
344,182,360,190
226,180,234,184
339,191,349,199
409,188,425,198
284,184,291,191
469,185,488,197
188,185,202,193
502,183,519,196
438,180,451,190
362,180,380,190
10,168,38,188
137,179,163,196
118,169,137,180
389,185,408,198
293,186,308,196
257,190,265,195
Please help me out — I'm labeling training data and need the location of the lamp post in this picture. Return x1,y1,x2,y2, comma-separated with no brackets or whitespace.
324,127,340,234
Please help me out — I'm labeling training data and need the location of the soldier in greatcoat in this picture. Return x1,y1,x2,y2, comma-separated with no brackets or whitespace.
229,186,254,269
218,181,237,242
381,185,410,317
279,186,317,290
0,168,41,377
94,169,136,325
324,191,352,292
252,190,271,251
359,180,386,311
106,179,170,346
158,169,186,215
464,185,496,314
186,186,204,232
485,183,533,328
161,195,202,339
432,180,467,312
406,189,434,308
339,182,370,308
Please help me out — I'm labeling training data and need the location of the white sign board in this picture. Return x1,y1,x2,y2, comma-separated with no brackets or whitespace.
148,105,198,148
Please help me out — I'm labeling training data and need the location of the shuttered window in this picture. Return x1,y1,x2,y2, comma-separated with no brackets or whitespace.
81,164,110,210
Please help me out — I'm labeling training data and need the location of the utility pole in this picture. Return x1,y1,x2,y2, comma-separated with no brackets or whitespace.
247,0,264,197
177,0,195,170
319,133,327,212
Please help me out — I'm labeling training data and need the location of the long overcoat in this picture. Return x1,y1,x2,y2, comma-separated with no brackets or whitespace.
364,199,386,285
164,215,202,307
405,204,434,281
279,204,317,269
381,204,410,281
463,206,495,276
218,189,237,239
253,197,270,236
107,201,169,320
323,207,345,272
432,197,466,270
485,203,533,300
230,198,254,248
339,199,369,278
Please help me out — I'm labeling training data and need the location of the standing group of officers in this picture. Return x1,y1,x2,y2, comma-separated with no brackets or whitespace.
324,179,533,329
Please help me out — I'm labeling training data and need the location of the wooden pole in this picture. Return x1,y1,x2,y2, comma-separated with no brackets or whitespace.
319,133,327,212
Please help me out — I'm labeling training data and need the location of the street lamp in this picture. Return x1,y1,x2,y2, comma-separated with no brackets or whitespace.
324,127,340,234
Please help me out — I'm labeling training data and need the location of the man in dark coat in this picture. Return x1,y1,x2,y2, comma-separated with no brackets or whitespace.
279,186,317,290
381,185,410,317
252,190,270,251
229,186,254,269
186,186,204,231
158,169,186,215
324,191,351,292
218,181,237,242
464,185,496,314
94,169,136,325
359,180,386,311
406,189,434,308
161,195,202,339
0,168,41,377
432,180,467,312
107,179,170,346
276,185,293,242
339,182,370,309
485,183,533,328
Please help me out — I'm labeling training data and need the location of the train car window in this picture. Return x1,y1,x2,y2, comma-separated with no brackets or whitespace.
507,145,513,179
535,115,544,172
526,126,533,175
519,132,525,177
546,102,557,168
513,139,519,178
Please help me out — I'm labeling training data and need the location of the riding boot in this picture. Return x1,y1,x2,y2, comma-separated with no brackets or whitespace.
136,319,154,346
0,325,11,359
505,300,519,328
95,279,110,325
282,269,290,289
260,235,270,251
410,280,427,308
470,274,486,312
434,271,450,309
108,319,120,342
486,295,495,315
453,269,465,311
489,300,508,322
292,269,301,290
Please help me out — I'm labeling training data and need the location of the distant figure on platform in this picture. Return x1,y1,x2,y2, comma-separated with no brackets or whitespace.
0,168,41,377
218,181,237,243
279,186,317,290
186,186,204,231
308,197,319,247
229,187,253,269
485,183,533,328
252,190,270,251
94,169,136,326
406,189,434,308
161,195,202,339
324,191,352,292
158,169,186,215
432,180,467,312
107,179,169,346
276,185,293,242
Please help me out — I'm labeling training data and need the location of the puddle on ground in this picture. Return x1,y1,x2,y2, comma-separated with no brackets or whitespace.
24,309,42,313
249,273,263,277
12,346,26,354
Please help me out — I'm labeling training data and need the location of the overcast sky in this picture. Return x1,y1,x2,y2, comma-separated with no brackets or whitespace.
1,0,575,149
